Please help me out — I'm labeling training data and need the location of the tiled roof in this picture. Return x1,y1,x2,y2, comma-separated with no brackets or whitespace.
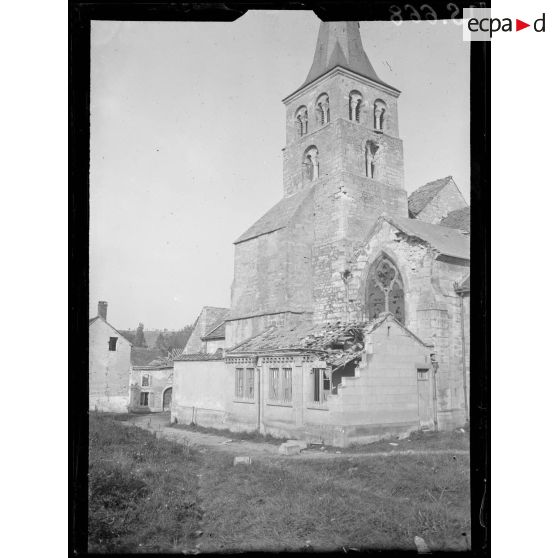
297,22,397,93
440,206,471,233
132,363,173,371
234,187,313,244
174,349,224,362
387,215,470,260
201,320,226,341
408,176,453,217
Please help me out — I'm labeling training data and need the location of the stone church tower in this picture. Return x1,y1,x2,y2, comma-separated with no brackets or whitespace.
228,22,408,345
281,22,409,324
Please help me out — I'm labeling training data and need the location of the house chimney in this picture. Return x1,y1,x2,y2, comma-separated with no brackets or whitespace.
98,301,108,321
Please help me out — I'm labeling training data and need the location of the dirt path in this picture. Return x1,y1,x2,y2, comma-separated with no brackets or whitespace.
120,413,468,461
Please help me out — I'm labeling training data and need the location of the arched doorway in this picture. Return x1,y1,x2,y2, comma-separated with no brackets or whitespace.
366,255,405,323
162,387,172,411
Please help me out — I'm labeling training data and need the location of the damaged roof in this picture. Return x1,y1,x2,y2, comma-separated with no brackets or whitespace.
234,187,313,245
440,206,471,233
386,215,470,260
174,349,224,362
408,176,453,217
228,320,366,366
227,314,432,366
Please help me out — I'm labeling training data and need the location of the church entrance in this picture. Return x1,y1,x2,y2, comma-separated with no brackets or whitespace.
366,255,405,323
162,387,172,411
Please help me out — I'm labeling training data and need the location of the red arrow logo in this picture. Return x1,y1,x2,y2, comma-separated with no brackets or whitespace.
516,19,530,31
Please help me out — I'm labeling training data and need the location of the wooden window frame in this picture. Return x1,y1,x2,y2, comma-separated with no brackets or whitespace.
235,367,255,401
269,367,280,401
311,368,328,405
282,367,292,403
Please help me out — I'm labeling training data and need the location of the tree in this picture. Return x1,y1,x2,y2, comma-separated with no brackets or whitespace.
166,324,194,351
133,322,147,348
155,332,169,351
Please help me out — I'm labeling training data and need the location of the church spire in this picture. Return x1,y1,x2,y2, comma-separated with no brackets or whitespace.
301,21,391,90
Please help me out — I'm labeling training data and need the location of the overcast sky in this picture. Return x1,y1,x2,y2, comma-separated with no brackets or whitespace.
90,11,470,330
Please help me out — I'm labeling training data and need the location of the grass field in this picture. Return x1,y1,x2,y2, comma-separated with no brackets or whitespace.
88,414,471,553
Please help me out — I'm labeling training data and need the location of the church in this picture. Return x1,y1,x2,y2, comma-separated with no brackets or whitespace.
172,21,470,446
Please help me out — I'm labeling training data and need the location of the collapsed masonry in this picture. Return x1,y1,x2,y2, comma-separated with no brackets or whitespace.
173,313,439,447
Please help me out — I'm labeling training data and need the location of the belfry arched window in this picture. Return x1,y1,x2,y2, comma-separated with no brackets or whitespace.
366,255,405,323
373,99,387,131
295,106,308,136
365,140,381,178
349,91,363,122
303,145,319,182
316,94,330,125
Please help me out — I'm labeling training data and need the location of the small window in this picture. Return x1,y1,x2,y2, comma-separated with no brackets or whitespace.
108,337,117,351
349,90,363,122
302,145,319,182
140,392,149,406
141,374,150,387
373,99,387,131
312,368,328,404
295,106,308,136
316,93,330,125
417,369,429,381
365,141,380,179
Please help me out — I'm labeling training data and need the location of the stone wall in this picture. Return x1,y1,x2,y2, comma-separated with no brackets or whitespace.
340,220,470,429
89,319,131,412
172,359,259,433
324,318,434,444
129,366,173,412
227,191,315,348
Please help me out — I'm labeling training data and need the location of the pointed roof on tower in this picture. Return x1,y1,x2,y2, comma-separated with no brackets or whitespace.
299,21,397,92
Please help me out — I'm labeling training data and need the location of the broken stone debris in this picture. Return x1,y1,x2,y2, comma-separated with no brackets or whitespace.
278,440,308,455
414,536,430,554
233,456,252,465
